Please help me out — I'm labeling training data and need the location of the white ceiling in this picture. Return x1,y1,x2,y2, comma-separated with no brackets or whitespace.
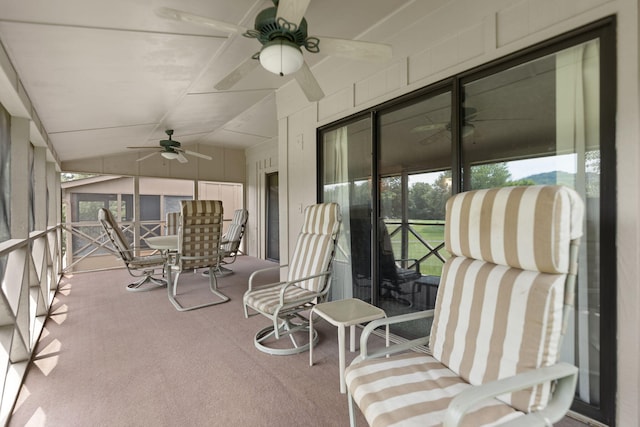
0,0,409,163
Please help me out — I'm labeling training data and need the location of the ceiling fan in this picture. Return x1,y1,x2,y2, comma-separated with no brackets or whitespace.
412,107,531,139
156,0,393,101
127,130,213,163
411,107,479,135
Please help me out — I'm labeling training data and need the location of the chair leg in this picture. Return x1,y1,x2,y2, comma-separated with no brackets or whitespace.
201,264,234,277
348,392,357,427
126,269,166,292
254,315,319,356
168,266,230,312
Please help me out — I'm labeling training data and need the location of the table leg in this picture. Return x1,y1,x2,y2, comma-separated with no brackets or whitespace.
309,309,314,366
338,324,346,393
350,324,356,352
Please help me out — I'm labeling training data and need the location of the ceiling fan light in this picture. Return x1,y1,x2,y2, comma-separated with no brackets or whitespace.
161,151,179,160
260,39,303,76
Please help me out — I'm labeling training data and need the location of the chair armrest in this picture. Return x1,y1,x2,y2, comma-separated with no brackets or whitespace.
278,270,332,305
395,258,421,274
354,309,434,361
443,363,578,427
248,264,288,291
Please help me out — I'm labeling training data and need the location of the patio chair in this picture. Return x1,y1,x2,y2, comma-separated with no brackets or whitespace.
243,202,341,355
167,200,229,311
98,208,167,292
349,206,420,306
345,185,584,426
378,219,421,305
202,208,248,277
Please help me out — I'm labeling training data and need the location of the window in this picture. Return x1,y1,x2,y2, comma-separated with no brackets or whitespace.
318,18,615,424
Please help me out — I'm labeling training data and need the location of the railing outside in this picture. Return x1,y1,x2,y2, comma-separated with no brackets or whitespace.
60,220,165,273
385,219,448,276
61,219,234,274
0,226,62,425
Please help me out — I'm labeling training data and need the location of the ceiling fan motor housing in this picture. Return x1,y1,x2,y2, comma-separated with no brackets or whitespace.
253,6,308,45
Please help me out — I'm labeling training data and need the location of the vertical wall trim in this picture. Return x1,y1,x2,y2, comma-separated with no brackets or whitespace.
33,147,47,231
9,116,29,239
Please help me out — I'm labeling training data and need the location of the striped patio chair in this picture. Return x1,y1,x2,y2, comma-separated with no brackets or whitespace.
243,203,341,355
167,200,229,311
202,208,248,277
98,208,167,292
345,185,584,426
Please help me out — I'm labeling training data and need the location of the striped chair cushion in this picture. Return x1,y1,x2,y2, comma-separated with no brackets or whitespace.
445,185,583,274
98,208,133,262
179,200,224,270
345,352,524,427
166,211,180,235
242,285,319,315
429,257,566,412
287,203,341,292
222,209,249,253
221,223,242,253
221,209,248,252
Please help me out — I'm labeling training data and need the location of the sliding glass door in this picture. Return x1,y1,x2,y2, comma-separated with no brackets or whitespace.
318,19,615,424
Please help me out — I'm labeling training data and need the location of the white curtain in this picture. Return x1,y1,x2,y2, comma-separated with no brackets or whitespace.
556,39,600,404
326,126,353,299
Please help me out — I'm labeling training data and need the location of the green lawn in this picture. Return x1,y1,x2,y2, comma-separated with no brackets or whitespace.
387,221,449,276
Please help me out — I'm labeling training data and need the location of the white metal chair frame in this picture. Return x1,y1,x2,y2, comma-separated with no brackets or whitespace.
98,208,167,292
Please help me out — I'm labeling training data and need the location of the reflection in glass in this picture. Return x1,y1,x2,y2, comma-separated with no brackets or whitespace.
379,92,452,336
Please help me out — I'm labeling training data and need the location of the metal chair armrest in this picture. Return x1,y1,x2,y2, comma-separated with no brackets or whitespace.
354,309,435,361
278,270,332,305
394,258,421,273
248,264,288,290
443,363,578,427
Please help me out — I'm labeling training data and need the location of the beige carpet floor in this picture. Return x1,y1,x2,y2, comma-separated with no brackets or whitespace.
9,256,588,426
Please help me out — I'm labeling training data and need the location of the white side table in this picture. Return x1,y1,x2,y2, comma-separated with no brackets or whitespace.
309,298,388,393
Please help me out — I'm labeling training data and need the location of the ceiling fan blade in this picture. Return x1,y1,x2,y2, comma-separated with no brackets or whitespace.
127,146,157,150
411,123,448,133
184,150,213,161
214,57,260,90
176,152,189,163
156,7,246,34
294,61,324,102
276,0,311,27
316,36,392,62
136,151,159,162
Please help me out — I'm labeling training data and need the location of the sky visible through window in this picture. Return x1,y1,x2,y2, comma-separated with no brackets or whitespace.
410,153,577,185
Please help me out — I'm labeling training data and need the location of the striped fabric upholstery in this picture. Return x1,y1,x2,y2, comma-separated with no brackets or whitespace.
430,257,566,411
346,185,584,426
287,203,341,292
98,208,134,262
445,185,583,274
178,200,224,270
166,211,180,235
220,209,248,254
242,285,319,315
345,353,524,427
